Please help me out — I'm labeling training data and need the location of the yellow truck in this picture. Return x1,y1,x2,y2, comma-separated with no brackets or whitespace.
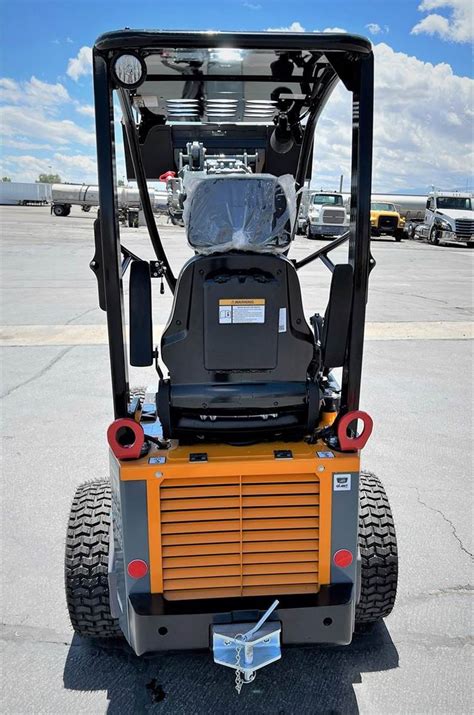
370,201,404,241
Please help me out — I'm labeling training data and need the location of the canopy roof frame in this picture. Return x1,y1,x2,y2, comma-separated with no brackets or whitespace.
92,30,374,421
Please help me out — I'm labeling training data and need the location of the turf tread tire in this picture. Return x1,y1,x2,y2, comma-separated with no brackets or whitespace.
65,479,121,638
355,471,398,626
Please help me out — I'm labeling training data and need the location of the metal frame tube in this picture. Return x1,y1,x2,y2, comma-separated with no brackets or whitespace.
341,54,374,413
118,89,176,292
93,51,129,418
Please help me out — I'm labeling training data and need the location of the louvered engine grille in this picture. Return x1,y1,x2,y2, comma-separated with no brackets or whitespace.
160,474,320,600
322,209,345,225
378,216,397,230
455,219,474,238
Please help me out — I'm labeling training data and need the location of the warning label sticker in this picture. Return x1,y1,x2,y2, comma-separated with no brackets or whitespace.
278,307,287,333
219,298,265,324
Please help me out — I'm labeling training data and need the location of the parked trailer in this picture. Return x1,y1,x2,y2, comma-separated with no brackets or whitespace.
0,182,52,205
371,194,426,222
51,183,161,216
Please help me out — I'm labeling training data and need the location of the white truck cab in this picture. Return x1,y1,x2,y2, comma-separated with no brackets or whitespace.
306,191,349,239
415,192,474,248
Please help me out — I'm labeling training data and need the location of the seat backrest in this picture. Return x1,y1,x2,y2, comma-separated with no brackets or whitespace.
159,252,316,439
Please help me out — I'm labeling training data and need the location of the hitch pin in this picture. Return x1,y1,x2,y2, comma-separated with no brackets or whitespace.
241,600,279,641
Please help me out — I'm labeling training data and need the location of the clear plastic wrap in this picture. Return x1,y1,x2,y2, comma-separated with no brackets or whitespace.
183,173,296,254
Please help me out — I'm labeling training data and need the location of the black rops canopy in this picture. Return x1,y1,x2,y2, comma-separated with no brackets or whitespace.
92,30,374,421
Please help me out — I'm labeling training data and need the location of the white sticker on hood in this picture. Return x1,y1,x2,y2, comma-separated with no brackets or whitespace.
334,473,351,491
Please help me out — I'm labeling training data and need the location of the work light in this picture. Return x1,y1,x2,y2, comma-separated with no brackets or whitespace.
112,53,146,88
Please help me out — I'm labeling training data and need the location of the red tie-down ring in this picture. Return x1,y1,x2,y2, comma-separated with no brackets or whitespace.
107,418,145,460
337,410,373,451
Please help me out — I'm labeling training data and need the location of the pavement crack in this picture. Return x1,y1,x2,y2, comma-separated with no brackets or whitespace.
1,346,73,399
370,287,449,305
394,631,473,650
413,487,474,560
0,622,73,647
65,307,97,325
399,584,473,606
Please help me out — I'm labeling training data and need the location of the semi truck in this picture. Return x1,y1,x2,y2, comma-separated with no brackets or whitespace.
413,192,474,247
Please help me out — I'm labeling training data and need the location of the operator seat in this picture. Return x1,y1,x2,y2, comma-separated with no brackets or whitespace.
157,174,320,442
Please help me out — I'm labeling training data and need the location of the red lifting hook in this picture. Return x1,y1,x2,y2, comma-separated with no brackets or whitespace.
107,418,145,460
337,410,373,451
159,171,176,182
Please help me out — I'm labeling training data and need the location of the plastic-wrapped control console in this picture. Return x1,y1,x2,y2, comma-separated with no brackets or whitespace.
183,173,296,254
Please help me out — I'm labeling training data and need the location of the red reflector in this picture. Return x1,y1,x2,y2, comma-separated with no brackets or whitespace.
127,559,148,579
333,549,353,568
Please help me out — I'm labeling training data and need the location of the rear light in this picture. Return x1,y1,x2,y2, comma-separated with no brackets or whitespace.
333,549,353,568
127,559,148,579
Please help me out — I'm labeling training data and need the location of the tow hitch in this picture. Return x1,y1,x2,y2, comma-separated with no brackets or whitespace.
212,600,281,694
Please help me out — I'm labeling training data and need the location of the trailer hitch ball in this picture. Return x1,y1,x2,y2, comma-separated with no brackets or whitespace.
107,418,145,460
212,600,281,694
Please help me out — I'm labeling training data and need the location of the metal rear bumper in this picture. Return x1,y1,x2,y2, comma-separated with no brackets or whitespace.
125,584,356,655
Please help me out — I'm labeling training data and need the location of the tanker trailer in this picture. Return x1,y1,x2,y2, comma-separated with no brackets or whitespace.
51,184,157,216
51,184,100,216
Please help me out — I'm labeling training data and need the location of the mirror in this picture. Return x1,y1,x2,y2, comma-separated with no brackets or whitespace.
322,264,354,368
129,260,153,366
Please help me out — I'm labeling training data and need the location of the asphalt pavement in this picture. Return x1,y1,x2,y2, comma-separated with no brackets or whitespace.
1,205,472,714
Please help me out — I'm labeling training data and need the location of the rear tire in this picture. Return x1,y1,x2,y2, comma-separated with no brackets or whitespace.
53,204,66,217
355,471,398,628
65,479,121,639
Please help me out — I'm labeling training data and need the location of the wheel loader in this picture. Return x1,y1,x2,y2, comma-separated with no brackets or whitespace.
65,29,398,692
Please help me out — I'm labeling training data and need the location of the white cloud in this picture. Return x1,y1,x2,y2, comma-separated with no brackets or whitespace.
1,152,98,183
365,23,389,35
266,21,306,32
411,0,473,42
75,103,95,118
366,23,382,34
1,105,95,147
0,76,70,111
67,46,93,81
312,42,473,191
1,138,55,151
243,1,261,8
0,75,94,156
319,27,347,33
266,22,348,33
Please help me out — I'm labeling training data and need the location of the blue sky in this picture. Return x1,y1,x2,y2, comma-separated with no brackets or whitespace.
1,0,472,191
